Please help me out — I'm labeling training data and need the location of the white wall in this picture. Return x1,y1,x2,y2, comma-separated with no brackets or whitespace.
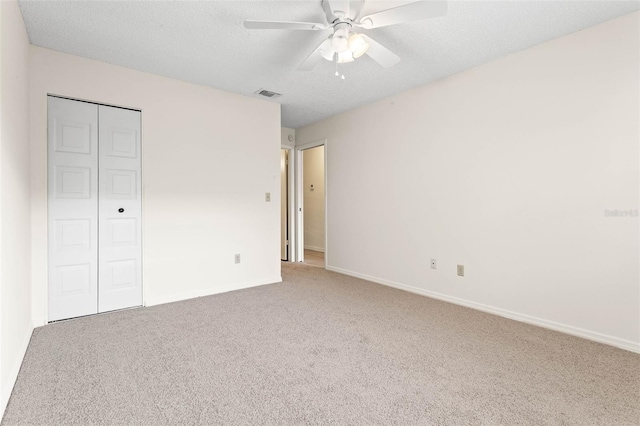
0,0,33,416
30,47,282,324
296,12,640,352
303,146,325,252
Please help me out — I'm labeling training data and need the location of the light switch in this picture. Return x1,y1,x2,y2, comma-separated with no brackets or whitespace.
265,192,271,202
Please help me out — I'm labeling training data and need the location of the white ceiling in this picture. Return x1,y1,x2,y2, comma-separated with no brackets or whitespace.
18,0,639,128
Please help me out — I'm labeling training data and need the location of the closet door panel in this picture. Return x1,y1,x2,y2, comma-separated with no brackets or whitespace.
98,105,142,312
48,97,99,321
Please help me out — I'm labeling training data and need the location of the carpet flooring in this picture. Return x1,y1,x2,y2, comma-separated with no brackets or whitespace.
3,263,639,425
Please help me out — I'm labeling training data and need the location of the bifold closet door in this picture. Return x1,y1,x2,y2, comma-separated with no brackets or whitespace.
48,97,99,321
98,105,142,313
48,97,142,321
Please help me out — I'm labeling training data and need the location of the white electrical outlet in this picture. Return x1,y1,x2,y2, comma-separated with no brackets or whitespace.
430,259,437,269
265,192,271,202
235,254,241,264
457,264,464,277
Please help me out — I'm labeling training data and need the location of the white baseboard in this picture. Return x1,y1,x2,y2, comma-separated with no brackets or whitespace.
1,326,33,420
145,276,283,307
304,245,325,253
326,265,640,354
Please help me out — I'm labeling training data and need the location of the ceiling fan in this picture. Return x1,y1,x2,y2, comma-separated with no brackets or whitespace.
243,0,448,71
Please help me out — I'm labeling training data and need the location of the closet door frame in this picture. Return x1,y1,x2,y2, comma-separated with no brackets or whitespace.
46,95,144,322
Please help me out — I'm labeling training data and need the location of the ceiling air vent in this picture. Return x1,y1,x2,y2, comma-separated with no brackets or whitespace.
254,89,282,99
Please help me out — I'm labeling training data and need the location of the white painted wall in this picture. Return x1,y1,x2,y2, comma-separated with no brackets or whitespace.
30,47,282,325
0,0,33,416
303,146,325,252
296,12,640,352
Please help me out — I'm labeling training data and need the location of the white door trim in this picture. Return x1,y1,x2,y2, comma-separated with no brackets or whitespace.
280,144,295,261
295,139,327,267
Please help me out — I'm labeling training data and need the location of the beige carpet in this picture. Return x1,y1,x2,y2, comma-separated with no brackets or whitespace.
3,263,639,425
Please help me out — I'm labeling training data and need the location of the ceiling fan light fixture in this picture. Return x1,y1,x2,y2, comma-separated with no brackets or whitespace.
247,0,449,72
331,35,349,53
319,39,335,61
336,50,354,64
348,33,369,58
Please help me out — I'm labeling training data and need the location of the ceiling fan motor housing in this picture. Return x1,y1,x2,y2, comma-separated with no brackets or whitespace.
322,0,365,23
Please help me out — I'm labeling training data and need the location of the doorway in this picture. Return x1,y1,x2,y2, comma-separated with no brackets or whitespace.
296,140,327,267
280,148,289,260
281,143,295,262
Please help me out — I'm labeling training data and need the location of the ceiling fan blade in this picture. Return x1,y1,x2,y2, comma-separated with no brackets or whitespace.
361,35,400,68
358,0,448,29
298,39,333,71
244,20,327,31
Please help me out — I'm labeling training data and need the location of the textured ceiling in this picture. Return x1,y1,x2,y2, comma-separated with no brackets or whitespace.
18,0,640,128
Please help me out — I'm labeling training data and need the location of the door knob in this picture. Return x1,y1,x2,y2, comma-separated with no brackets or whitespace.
118,208,124,213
